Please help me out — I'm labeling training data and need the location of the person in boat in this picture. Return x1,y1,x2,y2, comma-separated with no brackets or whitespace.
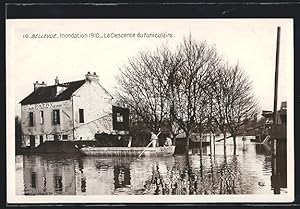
127,136,132,147
164,134,173,147
117,135,124,147
150,131,159,147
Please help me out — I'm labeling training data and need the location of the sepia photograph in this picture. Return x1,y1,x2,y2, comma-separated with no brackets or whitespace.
6,19,294,203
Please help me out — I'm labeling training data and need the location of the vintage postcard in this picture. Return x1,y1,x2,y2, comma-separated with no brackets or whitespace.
6,19,294,203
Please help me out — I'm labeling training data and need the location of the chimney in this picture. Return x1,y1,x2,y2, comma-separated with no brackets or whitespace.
85,71,99,83
55,76,59,85
33,81,40,91
33,81,47,91
40,81,47,87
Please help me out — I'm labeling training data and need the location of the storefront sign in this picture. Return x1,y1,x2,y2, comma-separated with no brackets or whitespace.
25,101,69,111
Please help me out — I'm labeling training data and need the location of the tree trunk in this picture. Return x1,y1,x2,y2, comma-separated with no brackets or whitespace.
209,133,212,156
185,153,193,194
223,132,227,156
213,133,216,156
185,133,190,157
173,134,176,146
199,134,203,159
233,135,237,155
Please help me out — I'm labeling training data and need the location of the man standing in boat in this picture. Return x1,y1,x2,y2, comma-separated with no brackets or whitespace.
150,131,160,147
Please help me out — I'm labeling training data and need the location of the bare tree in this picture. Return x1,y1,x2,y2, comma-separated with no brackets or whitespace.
224,64,259,154
117,47,180,133
117,36,258,156
209,63,231,155
210,63,259,155
169,37,220,154
205,99,219,156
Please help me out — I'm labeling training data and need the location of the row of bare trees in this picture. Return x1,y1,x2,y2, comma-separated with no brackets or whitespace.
117,36,259,155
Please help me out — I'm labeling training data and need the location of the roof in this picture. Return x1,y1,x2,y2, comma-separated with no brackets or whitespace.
20,80,86,105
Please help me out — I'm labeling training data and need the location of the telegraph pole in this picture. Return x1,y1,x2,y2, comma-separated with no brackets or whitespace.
273,26,280,125
272,26,281,194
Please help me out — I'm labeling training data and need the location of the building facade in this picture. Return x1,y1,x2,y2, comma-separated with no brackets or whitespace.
20,72,127,148
261,101,287,128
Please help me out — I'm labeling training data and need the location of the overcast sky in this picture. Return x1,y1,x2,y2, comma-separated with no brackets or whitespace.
7,19,293,116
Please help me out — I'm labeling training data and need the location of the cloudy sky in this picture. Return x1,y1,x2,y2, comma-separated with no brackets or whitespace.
7,19,293,116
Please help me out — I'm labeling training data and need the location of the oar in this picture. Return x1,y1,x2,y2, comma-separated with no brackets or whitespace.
138,131,161,158
138,141,153,157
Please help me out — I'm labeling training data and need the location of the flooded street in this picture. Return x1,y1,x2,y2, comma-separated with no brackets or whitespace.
15,137,287,195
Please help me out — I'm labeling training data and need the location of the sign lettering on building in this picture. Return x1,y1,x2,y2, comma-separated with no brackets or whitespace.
26,101,68,110
35,103,54,109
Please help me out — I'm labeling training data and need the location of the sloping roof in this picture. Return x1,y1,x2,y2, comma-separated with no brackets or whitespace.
20,80,86,105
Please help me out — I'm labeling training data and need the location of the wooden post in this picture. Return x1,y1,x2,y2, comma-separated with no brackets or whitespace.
72,95,75,140
272,26,280,158
271,27,280,194
273,26,280,126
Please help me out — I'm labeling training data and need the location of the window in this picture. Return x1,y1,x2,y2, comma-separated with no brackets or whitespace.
54,175,63,192
117,112,123,122
29,112,34,126
40,111,44,125
62,135,68,140
79,109,84,123
31,172,36,188
39,135,43,144
52,110,60,125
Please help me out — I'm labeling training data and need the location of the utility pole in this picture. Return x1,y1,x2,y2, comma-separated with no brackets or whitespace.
273,26,280,125
72,95,75,140
272,26,281,194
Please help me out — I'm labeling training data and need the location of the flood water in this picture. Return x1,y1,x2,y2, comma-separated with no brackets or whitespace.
15,137,287,195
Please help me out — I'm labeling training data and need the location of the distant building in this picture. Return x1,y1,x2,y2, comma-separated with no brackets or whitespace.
20,72,129,148
261,101,287,139
262,101,287,127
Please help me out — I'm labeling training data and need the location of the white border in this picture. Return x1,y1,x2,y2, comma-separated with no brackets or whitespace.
6,18,294,203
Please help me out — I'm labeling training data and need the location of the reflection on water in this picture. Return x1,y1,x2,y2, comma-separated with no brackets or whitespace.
15,137,287,195
114,165,130,189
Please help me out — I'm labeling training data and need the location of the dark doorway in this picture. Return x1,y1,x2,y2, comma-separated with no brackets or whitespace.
30,135,35,148
54,134,59,141
39,135,43,145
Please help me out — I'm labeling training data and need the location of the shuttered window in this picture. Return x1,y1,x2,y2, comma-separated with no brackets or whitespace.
29,112,34,126
53,110,60,125
79,109,84,123
40,111,44,125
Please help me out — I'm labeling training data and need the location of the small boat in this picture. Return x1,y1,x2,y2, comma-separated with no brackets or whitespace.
79,146,176,157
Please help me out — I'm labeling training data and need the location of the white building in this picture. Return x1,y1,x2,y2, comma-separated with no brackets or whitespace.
20,72,128,148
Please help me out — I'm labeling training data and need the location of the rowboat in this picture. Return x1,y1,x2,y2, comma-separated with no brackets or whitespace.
79,146,176,157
